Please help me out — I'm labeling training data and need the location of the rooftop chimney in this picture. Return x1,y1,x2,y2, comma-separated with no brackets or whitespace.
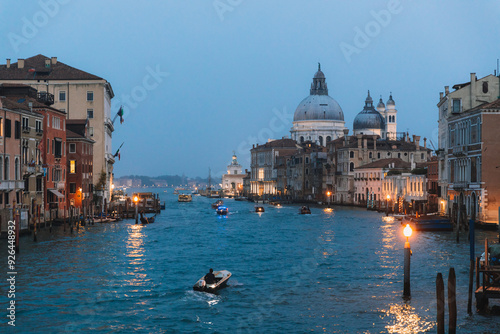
439,92,443,100
363,137,368,149
6,59,10,68
423,137,427,149
357,134,362,149
470,72,477,107
445,86,449,94
51,57,57,65
343,129,349,146
373,135,377,150
45,59,50,68
18,59,24,69
414,135,421,150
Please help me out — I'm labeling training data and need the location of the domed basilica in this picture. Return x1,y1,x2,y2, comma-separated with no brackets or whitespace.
290,64,398,144
290,64,346,145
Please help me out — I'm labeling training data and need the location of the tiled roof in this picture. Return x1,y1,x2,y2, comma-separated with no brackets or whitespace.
3,96,65,114
0,55,104,81
253,138,299,150
355,158,410,169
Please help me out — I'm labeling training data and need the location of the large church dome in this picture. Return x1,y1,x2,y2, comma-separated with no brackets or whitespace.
293,63,344,122
353,91,385,130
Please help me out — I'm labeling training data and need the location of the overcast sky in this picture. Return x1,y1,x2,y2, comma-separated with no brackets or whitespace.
1,0,500,178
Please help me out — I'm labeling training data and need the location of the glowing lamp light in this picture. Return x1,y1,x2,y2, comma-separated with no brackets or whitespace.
404,224,412,238
386,194,391,200
326,191,331,196
133,196,138,203
111,184,115,190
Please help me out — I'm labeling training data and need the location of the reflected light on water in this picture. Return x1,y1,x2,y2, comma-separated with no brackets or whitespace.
382,216,394,222
382,303,434,333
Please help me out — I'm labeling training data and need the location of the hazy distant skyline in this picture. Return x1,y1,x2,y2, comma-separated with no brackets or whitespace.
2,0,500,178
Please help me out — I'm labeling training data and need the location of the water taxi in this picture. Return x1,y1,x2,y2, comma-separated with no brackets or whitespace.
216,206,228,215
178,194,193,202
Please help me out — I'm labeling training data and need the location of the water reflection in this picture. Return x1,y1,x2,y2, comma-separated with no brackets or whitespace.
382,303,434,333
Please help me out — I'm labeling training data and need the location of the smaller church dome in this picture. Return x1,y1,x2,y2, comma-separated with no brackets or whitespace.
386,93,395,106
313,63,325,79
353,91,386,130
377,97,385,109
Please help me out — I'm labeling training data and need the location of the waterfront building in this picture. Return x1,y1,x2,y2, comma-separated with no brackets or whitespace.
444,98,500,222
426,156,439,213
436,72,500,217
250,138,298,196
286,142,327,201
353,158,410,208
290,64,346,145
0,85,45,222
382,168,427,214
326,133,431,204
222,153,244,196
66,119,94,213
353,91,398,140
242,170,251,197
0,55,115,203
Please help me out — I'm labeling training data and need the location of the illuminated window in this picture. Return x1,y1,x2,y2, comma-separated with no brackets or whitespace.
258,169,264,179
70,160,76,174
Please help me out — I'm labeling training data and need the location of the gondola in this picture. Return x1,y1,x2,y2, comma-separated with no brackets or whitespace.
193,270,232,293
140,212,156,224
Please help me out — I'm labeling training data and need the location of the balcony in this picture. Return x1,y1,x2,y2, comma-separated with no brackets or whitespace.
0,181,25,190
452,145,467,157
452,181,468,190
35,128,43,136
22,126,31,134
37,92,54,106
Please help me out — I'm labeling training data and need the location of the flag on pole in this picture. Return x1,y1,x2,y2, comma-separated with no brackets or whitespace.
118,106,124,124
113,142,124,160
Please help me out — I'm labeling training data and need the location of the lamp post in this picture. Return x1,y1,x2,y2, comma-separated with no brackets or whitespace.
133,196,139,224
386,194,390,216
403,223,412,298
326,191,331,208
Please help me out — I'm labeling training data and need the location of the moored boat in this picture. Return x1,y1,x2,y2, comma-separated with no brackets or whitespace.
140,213,156,224
404,216,452,231
255,206,265,213
178,194,193,202
299,206,311,214
193,270,232,293
216,206,228,215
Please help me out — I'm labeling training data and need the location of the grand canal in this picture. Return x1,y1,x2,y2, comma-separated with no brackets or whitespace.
1,189,499,333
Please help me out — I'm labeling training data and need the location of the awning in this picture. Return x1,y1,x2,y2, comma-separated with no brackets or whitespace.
49,189,64,198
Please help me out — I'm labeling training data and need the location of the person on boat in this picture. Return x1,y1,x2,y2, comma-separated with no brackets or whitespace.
204,268,216,284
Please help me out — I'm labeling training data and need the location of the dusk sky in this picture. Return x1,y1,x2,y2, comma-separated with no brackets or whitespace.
2,0,500,178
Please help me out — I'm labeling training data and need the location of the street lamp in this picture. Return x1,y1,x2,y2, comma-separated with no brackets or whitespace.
386,194,391,216
326,191,331,208
403,223,413,298
133,196,139,224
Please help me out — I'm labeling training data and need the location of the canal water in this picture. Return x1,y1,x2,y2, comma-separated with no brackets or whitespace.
1,188,500,333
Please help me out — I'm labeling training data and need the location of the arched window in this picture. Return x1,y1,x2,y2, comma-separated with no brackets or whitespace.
14,158,19,180
326,136,331,143
4,157,9,181
319,136,323,146
300,136,304,143
349,151,354,158
350,162,354,172
369,152,372,158
305,180,309,188
483,81,488,94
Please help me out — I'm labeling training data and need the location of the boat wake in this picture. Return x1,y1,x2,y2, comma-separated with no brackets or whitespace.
183,290,222,306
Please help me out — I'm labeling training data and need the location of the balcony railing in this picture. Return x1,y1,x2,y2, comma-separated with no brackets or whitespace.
35,128,43,136
37,92,54,106
22,126,31,134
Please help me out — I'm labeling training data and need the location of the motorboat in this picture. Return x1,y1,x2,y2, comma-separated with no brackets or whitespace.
211,200,223,209
255,206,265,213
216,206,228,215
404,216,452,231
234,197,246,201
193,270,232,293
178,194,193,202
299,206,311,214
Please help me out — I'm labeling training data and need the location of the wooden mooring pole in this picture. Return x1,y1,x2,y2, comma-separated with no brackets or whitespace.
448,268,457,334
436,273,445,334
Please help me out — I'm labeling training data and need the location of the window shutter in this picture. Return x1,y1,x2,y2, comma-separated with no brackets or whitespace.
5,119,11,138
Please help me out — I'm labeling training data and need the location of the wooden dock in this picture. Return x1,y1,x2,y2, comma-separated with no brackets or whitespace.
475,238,500,311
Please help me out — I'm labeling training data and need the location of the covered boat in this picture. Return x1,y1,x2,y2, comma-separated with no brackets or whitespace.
216,206,228,215
193,270,232,293
178,194,193,202
211,200,223,209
